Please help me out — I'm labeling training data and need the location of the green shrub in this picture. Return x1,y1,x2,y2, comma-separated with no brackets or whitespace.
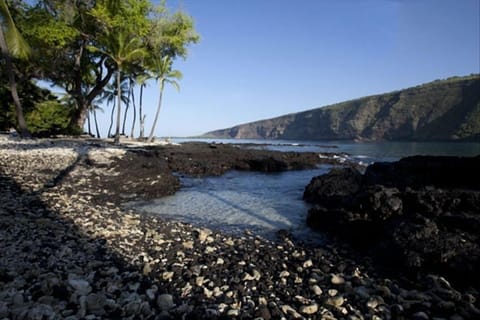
25,100,74,137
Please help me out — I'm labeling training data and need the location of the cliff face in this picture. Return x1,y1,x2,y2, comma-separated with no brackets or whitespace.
204,75,480,141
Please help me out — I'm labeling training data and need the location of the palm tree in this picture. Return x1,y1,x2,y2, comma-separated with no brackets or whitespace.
98,79,129,138
128,76,137,139
135,72,151,139
89,31,147,144
0,0,30,137
122,76,135,136
89,104,103,138
147,56,182,142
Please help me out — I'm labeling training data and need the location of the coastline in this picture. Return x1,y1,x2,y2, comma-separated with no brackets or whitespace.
1,136,478,319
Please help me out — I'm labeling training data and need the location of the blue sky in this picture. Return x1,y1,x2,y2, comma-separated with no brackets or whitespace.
93,0,480,138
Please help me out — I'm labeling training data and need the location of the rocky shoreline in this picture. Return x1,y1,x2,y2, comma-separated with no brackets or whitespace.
304,156,480,290
1,136,479,319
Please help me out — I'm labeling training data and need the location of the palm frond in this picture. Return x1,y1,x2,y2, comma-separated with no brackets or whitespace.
0,0,30,59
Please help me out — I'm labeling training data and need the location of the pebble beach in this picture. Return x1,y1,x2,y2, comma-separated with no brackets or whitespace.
1,136,478,319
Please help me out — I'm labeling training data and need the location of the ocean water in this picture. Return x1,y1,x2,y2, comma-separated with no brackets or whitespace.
131,139,480,242
173,138,480,163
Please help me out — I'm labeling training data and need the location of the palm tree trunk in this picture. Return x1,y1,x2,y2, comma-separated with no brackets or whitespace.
130,82,136,138
87,110,92,136
0,27,29,137
114,71,122,144
139,84,145,138
147,80,165,142
93,109,101,138
122,79,132,136
108,99,115,137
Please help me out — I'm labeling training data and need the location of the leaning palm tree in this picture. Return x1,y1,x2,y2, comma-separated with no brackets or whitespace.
147,56,182,142
0,0,30,137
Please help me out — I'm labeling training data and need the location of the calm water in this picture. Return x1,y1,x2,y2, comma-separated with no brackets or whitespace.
131,139,480,241
174,138,480,163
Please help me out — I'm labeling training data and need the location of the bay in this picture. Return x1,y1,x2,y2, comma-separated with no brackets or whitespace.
131,139,480,242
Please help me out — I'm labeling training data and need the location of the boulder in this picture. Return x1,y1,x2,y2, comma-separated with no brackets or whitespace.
304,155,480,287
303,167,362,206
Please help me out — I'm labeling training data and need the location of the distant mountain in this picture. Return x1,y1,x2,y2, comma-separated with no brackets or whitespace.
204,75,480,142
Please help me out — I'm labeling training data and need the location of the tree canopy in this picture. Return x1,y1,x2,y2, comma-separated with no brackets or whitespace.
1,0,199,139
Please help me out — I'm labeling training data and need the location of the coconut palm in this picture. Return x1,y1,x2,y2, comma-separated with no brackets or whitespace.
0,0,30,137
134,71,151,139
132,72,152,139
89,30,147,144
97,79,129,138
89,104,103,138
122,76,135,136
147,56,182,142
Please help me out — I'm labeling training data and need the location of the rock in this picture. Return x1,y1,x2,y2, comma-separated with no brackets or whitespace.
354,286,370,299
157,294,174,311
123,300,141,316
182,241,194,249
0,301,8,318
227,309,240,316
194,228,212,242
27,304,55,320
326,296,345,308
68,278,91,295
328,289,338,296
412,311,429,320
205,246,216,254
311,285,323,296
303,259,313,268
255,306,272,320
162,271,174,281
142,262,152,275
86,293,107,315
303,167,363,205
300,303,319,315
303,155,480,287
195,276,204,286
366,296,384,309
146,287,157,301
281,305,302,319
331,274,345,285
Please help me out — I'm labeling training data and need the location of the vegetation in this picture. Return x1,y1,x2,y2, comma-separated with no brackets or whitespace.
205,75,480,142
0,0,199,141
0,0,31,137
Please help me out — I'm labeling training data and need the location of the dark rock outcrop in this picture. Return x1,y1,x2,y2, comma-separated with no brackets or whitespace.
205,75,480,141
304,155,480,287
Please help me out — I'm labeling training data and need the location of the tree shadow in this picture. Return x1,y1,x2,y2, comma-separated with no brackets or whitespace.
202,189,293,232
0,144,165,318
